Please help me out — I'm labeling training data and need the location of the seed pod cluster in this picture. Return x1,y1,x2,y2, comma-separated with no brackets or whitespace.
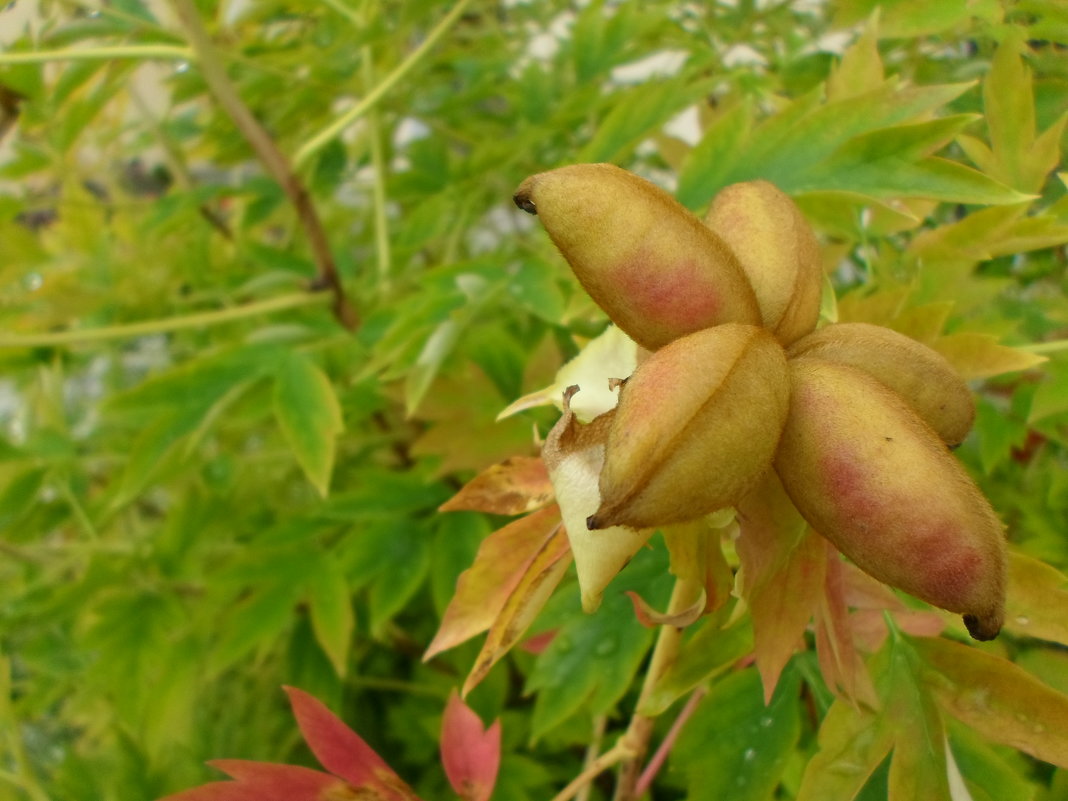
517,163,1007,639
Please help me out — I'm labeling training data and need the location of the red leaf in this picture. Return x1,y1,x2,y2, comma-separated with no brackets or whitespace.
283,687,420,799
440,690,502,801
439,456,554,515
208,761,341,799
157,782,266,801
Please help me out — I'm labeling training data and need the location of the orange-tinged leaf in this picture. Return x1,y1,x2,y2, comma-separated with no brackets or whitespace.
625,589,706,628
441,690,501,801
914,637,1068,768
815,548,878,708
931,332,1046,380
1003,551,1068,646
439,456,554,515
425,505,562,660
737,474,826,701
463,524,572,695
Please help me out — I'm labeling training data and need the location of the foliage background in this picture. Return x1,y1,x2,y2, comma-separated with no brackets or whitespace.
0,0,1066,799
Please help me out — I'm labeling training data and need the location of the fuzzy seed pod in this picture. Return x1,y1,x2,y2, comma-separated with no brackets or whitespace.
787,322,975,446
591,324,790,530
705,180,823,346
514,164,760,350
542,389,654,613
774,357,1006,640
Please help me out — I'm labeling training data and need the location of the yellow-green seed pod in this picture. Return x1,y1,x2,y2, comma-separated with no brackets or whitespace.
787,322,975,446
774,357,1006,640
591,324,790,530
705,180,822,346
514,164,760,350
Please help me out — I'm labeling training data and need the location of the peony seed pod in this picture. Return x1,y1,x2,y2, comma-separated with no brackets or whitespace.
705,180,823,346
787,322,975,446
514,164,760,350
591,324,790,530
774,357,1006,640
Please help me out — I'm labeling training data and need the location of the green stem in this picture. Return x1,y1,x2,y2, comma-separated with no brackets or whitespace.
0,45,191,65
362,45,393,293
293,0,475,169
0,292,330,348
1018,339,1068,355
320,0,363,26
613,577,703,801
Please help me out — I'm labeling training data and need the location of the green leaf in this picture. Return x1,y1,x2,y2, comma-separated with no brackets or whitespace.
0,466,47,528
210,580,303,674
525,547,670,740
639,615,754,716
306,557,354,677
948,720,1036,801
579,76,709,164
797,698,894,801
273,352,344,496
672,667,801,801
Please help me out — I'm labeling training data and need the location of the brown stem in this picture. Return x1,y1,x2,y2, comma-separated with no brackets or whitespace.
170,0,357,329
613,577,703,801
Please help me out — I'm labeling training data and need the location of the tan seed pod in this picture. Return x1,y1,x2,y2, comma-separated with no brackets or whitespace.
591,324,790,530
787,322,975,446
514,164,760,351
774,357,1006,640
705,180,823,346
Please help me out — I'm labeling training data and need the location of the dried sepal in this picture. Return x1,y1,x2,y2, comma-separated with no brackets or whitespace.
542,386,654,612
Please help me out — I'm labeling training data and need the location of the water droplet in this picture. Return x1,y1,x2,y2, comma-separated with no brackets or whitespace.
743,748,756,762
594,638,617,656
175,61,190,74
24,272,42,291
760,716,774,728
1015,615,1030,626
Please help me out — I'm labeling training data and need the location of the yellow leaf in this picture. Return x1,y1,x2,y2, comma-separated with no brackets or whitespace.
827,15,885,101
915,637,1068,768
1003,551,1068,646
931,332,1047,380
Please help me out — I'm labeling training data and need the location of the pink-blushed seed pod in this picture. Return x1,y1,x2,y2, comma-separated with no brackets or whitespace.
774,357,1006,640
787,322,975,446
705,180,822,346
514,164,760,351
591,324,790,531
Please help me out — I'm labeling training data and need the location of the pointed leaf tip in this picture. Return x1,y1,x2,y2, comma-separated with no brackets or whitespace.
441,690,502,801
282,686,395,788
